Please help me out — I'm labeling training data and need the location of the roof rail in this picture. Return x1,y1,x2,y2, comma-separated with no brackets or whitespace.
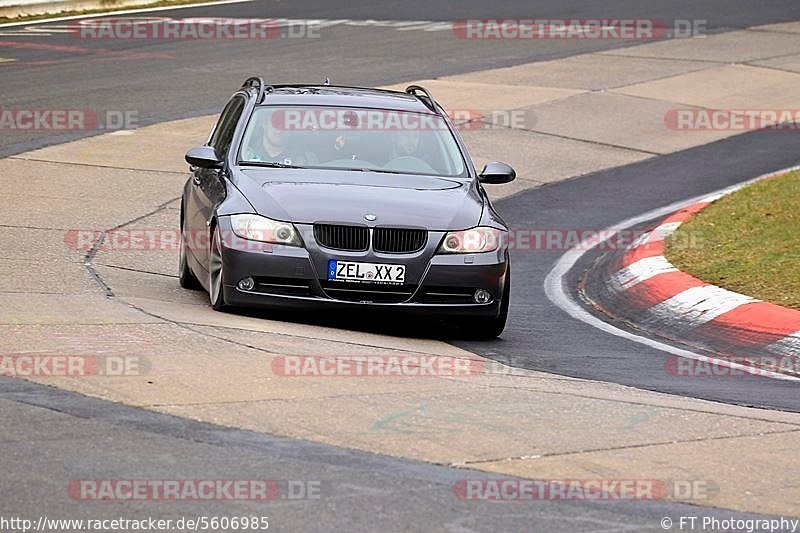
241,76,273,103
405,85,438,113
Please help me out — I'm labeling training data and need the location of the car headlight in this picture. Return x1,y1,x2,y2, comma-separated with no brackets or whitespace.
437,227,503,254
229,214,301,246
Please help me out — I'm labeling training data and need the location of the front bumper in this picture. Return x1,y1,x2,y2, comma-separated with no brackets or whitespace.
216,218,508,318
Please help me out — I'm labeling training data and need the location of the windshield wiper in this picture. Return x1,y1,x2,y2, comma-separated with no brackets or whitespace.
353,168,405,174
239,161,306,169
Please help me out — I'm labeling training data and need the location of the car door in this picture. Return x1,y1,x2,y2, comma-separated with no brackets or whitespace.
185,95,246,271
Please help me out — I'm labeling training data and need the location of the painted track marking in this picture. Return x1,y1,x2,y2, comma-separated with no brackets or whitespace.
543,165,800,382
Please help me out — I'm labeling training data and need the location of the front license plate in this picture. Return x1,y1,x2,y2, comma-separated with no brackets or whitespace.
328,260,406,284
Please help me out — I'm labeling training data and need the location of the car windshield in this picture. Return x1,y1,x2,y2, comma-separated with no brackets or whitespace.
238,106,467,177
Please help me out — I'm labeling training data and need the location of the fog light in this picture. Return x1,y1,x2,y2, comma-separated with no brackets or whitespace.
474,289,492,304
237,277,255,291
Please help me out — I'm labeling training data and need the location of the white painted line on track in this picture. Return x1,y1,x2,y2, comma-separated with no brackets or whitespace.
646,221,683,242
610,255,678,291
543,165,800,382
767,332,800,358
647,285,758,331
1,14,453,39
0,0,255,28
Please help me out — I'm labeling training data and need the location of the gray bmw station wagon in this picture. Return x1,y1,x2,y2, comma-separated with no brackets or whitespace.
180,77,515,338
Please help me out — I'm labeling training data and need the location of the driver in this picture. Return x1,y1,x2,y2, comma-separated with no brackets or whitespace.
262,117,291,161
243,114,318,166
388,128,421,160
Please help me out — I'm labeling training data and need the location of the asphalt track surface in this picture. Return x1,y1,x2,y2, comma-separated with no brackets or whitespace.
3,375,791,532
2,0,800,156
459,129,800,413
2,0,800,529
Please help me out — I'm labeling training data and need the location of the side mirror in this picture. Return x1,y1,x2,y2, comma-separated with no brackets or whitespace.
185,145,223,169
478,162,516,184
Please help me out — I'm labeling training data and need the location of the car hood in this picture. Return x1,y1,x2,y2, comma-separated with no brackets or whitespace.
233,169,483,230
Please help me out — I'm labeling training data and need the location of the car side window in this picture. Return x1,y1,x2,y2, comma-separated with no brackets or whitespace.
208,96,246,157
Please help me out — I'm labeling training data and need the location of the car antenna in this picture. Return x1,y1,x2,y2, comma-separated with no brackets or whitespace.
324,77,331,85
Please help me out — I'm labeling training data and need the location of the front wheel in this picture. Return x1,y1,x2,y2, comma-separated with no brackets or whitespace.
460,267,510,339
208,226,227,311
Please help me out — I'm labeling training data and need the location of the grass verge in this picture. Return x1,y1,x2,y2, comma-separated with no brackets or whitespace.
665,170,800,310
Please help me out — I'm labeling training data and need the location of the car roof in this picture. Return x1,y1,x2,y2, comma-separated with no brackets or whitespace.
254,85,438,114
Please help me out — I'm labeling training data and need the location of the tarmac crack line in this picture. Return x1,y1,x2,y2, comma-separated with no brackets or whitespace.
600,64,722,91
96,263,178,278
469,115,663,157
0,321,158,325
8,155,187,175
595,52,726,64
81,195,181,297
741,62,800,76
437,379,800,426
145,389,440,409
179,321,477,357
452,427,800,467
744,27,800,36
145,384,800,428
0,222,74,231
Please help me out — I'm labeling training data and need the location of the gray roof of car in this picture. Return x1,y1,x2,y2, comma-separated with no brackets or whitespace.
256,85,437,114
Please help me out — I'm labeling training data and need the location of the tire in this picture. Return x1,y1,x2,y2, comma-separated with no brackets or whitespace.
460,267,510,340
179,215,202,290
208,225,227,311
